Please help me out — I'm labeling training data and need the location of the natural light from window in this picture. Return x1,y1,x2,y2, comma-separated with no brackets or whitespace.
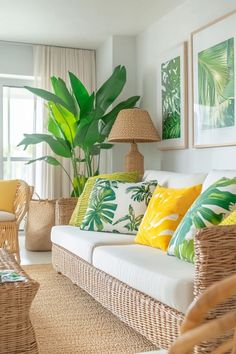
2,86,35,184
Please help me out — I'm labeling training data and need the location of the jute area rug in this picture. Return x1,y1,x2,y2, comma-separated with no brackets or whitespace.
24,264,157,354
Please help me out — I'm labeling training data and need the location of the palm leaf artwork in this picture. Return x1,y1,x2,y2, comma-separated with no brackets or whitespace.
169,177,236,263
81,183,117,231
161,56,181,140
113,205,143,232
126,181,157,206
198,38,234,129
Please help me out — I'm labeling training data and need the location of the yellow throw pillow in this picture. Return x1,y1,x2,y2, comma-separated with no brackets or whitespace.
0,179,19,213
69,172,140,227
135,184,202,251
220,209,236,225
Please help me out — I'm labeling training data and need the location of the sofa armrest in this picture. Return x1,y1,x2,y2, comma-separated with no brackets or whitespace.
55,197,78,225
194,225,236,297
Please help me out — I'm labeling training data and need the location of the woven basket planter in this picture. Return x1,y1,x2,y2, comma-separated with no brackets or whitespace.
55,197,78,225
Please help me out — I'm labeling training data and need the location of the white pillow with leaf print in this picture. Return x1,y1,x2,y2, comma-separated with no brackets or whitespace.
80,179,158,234
167,177,236,263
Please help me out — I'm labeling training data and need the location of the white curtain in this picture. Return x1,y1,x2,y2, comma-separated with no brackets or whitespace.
33,45,96,199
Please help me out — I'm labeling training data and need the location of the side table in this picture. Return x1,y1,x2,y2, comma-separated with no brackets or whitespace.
0,248,39,354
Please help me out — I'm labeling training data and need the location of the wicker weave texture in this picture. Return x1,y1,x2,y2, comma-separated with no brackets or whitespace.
108,108,160,143
193,225,236,353
0,249,39,354
0,180,30,263
52,243,183,350
55,197,78,225
52,223,236,353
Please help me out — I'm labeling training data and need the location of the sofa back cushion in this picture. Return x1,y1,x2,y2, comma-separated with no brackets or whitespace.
202,169,236,191
143,170,207,188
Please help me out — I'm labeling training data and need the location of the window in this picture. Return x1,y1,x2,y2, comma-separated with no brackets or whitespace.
0,76,36,185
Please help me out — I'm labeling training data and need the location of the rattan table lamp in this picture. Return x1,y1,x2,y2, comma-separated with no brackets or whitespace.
108,108,160,175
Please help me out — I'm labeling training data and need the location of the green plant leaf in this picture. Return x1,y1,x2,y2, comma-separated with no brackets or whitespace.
99,95,140,141
51,77,77,116
18,133,72,158
25,86,71,112
47,113,64,139
80,92,95,119
26,155,61,166
95,65,126,115
69,71,90,110
81,183,117,231
99,143,113,149
48,102,77,144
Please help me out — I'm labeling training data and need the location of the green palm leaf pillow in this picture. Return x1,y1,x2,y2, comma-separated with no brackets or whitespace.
167,177,236,263
80,179,158,234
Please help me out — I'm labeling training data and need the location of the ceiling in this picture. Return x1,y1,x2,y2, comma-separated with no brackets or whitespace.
0,0,186,49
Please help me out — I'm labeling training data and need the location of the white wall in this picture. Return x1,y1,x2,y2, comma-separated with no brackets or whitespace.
136,0,236,173
96,35,138,172
0,41,33,76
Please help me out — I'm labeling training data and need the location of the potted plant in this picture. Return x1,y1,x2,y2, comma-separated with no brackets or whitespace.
18,66,140,196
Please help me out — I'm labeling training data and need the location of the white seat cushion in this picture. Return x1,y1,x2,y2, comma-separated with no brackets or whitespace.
0,211,15,221
93,244,194,313
51,226,135,264
143,170,207,188
202,169,236,191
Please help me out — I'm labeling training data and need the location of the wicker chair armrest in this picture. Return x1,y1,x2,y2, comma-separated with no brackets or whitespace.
194,225,236,297
14,180,31,226
55,197,78,225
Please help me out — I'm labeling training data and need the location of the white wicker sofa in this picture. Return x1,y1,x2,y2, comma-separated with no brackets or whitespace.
51,169,236,353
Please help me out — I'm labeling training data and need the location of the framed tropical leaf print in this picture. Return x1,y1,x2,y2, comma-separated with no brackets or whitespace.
192,10,236,147
157,43,188,150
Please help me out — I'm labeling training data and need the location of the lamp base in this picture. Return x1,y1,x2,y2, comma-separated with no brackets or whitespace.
125,142,144,176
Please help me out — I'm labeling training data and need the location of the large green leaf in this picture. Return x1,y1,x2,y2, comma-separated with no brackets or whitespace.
47,112,64,140
80,93,95,119
27,155,61,166
18,133,72,158
75,111,102,148
51,77,77,116
69,71,90,110
25,86,71,112
198,37,234,131
49,102,77,144
81,183,117,231
95,65,126,115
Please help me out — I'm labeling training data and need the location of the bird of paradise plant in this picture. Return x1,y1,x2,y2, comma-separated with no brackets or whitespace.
18,66,140,196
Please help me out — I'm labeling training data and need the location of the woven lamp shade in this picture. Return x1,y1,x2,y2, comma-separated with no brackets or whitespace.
108,109,160,176
108,108,160,143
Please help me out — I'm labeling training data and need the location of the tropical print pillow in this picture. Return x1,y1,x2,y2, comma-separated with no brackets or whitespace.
80,179,158,234
167,177,236,263
69,171,139,227
135,184,202,251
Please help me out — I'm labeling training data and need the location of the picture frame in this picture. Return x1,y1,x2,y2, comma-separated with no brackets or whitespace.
192,10,236,148
157,42,188,150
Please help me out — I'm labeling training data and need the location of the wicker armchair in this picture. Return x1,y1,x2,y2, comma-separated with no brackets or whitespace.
0,180,31,263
